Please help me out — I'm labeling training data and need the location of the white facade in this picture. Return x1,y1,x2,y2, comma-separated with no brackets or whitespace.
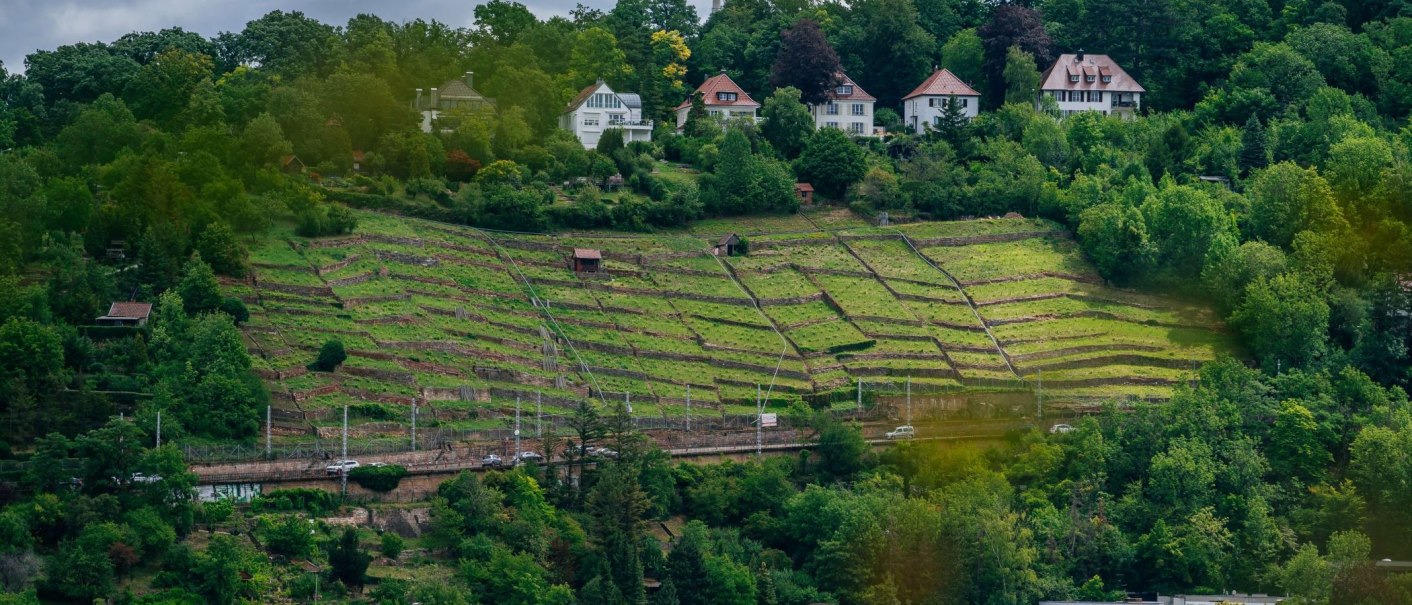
810,76,877,137
903,95,979,131
674,72,761,129
1037,53,1144,118
560,81,653,149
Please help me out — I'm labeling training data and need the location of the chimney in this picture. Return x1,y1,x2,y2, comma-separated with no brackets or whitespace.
1076,49,1085,62
465,71,474,88
415,88,423,109
430,88,440,109
711,0,721,13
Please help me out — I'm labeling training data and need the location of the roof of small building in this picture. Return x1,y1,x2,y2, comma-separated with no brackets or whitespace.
1039,53,1146,93
903,68,980,99
101,302,153,320
618,93,643,109
825,73,876,102
573,248,602,260
717,233,740,246
795,182,814,192
676,71,760,111
437,76,491,100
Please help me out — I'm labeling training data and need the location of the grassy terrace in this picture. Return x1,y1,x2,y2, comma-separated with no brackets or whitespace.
231,211,1235,444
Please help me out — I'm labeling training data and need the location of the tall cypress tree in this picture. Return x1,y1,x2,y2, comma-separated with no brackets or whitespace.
1239,114,1269,176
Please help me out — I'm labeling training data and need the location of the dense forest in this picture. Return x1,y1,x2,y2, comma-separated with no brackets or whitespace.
2,0,1412,603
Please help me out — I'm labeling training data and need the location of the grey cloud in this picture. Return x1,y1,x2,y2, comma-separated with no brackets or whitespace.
2,0,712,75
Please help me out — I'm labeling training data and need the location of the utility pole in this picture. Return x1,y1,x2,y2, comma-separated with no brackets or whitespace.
155,410,161,448
906,376,912,426
536,392,542,438
756,384,763,457
1037,370,1043,419
514,396,522,460
857,379,863,414
685,384,691,432
265,405,272,459
410,399,417,452
625,391,631,415
340,405,349,496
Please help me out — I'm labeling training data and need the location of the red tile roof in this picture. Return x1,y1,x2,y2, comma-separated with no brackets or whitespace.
825,73,876,102
1039,54,1145,93
794,183,814,192
903,68,980,99
103,302,152,320
565,82,604,112
676,72,760,111
573,248,602,260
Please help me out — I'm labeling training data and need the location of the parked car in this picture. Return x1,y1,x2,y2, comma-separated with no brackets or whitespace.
588,447,618,459
1049,423,1074,434
130,473,162,484
325,460,360,474
482,454,504,468
514,451,544,464
886,425,916,440
366,462,388,468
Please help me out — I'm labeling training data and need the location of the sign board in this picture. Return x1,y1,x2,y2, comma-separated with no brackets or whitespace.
759,413,777,428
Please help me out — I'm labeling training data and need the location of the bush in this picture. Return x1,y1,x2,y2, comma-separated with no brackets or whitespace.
219,297,249,325
381,532,404,559
250,488,341,515
349,464,407,492
309,340,347,372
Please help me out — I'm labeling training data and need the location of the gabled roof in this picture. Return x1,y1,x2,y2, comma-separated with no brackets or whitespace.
717,233,740,246
565,81,607,113
573,248,602,260
101,302,152,320
1039,54,1145,93
676,72,760,111
903,68,980,99
795,182,814,192
438,76,491,100
825,73,876,102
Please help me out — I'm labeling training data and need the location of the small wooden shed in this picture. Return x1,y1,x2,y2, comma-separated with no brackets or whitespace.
572,248,602,273
280,154,306,175
794,182,814,206
714,233,742,257
96,302,153,327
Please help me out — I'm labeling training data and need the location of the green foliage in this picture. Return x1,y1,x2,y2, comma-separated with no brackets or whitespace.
380,532,404,559
177,254,222,316
327,527,373,589
309,339,347,372
258,514,315,558
759,87,815,160
1231,273,1331,370
251,488,342,515
349,464,408,492
795,128,866,199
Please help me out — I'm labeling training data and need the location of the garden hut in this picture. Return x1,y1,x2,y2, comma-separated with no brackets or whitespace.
794,182,814,206
572,248,602,273
714,233,743,256
96,302,152,327
280,155,306,175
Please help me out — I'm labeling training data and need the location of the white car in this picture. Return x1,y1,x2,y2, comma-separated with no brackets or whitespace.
130,473,162,484
482,454,504,468
1049,424,1074,434
325,460,360,474
514,451,544,464
886,426,915,440
588,447,618,459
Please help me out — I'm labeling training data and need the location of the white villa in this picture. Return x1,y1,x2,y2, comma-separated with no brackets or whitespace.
414,72,495,133
810,73,877,137
560,80,653,148
902,68,981,132
675,71,760,129
1037,52,1144,117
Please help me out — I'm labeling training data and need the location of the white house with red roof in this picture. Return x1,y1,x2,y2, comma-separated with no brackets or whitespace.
902,68,981,132
675,71,760,129
810,73,877,137
560,79,652,148
1037,51,1144,117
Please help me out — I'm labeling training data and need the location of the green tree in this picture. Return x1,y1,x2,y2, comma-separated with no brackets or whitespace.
769,19,842,105
1001,45,1040,105
795,128,866,199
177,254,222,316
570,28,634,88
1270,401,1332,483
941,28,985,88
310,340,347,372
327,527,373,590
1238,114,1269,176
380,532,404,559
1077,202,1153,285
195,223,246,278
759,87,815,160
1231,273,1330,371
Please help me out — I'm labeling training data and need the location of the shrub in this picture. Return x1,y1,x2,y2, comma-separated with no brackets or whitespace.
219,297,249,325
380,532,404,559
349,464,407,492
308,340,347,372
250,488,341,515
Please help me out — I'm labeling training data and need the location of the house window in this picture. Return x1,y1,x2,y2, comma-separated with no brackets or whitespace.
1069,75,1080,83
826,121,839,129
710,110,722,118
849,122,865,134
928,98,936,107
836,85,853,96
827,103,839,115
959,98,969,108
1101,75,1112,83
587,93,621,109
851,103,864,115
716,91,737,102
583,118,599,126
1085,75,1096,83
1088,91,1103,102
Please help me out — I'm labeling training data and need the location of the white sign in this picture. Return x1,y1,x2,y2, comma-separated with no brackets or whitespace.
759,413,777,428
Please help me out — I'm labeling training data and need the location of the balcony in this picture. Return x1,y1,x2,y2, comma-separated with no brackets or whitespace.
1111,99,1138,108
608,119,654,129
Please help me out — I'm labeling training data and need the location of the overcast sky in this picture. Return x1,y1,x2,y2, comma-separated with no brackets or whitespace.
0,0,712,75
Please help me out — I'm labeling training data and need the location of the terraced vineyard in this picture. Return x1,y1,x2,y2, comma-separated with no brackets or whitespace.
224,209,1235,449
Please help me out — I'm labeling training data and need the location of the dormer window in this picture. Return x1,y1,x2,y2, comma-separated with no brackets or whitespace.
1085,75,1096,83
836,85,853,96
716,92,737,102
1101,75,1112,83
1069,75,1080,83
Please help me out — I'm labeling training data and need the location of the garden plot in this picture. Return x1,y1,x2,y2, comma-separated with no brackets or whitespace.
884,279,968,302
920,236,1097,284
763,300,842,327
672,299,770,327
733,267,820,300
787,244,870,273
785,319,872,354
979,296,1215,326
647,270,750,300
902,299,986,328
686,317,785,354
897,217,1059,239
813,275,919,322
846,238,949,283
990,318,1230,353
930,326,999,351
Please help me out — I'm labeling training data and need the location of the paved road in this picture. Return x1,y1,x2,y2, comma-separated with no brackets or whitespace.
192,419,1029,484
